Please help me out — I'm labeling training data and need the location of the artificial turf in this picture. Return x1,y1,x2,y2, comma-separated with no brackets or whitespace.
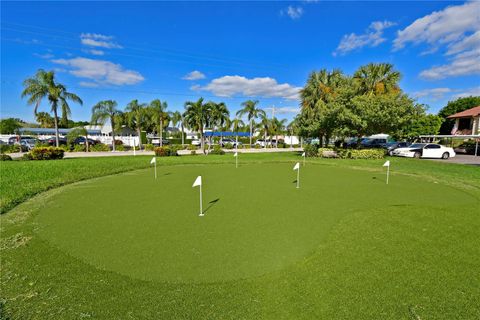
1,154,479,319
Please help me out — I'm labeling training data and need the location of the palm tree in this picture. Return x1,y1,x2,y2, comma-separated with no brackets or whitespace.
183,98,211,154
231,118,245,147
209,101,229,147
271,117,287,148
353,63,401,96
300,69,344,112
236,100,265,146
91,100,121,151
148,99,169,147
125,99,147,150
287,119,298,148
258,114,270,149
68,127,90,152
35,112,54,128
171,111,184,145
21,69,83,147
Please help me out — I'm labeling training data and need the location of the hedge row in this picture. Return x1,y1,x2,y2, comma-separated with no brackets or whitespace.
24,147,65,160
317,148,385,159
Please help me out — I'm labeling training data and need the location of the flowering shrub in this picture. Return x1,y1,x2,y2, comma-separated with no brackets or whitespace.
29,147,64,160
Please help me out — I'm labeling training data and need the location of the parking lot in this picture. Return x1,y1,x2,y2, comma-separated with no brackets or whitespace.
429,154,480,165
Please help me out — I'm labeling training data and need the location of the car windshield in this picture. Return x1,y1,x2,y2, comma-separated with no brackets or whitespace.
409,143,426,148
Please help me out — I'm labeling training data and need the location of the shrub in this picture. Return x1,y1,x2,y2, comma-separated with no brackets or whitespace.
224,143,234,149
72,144,86,152
209,145,225,155
187,144,197,151
303,144,318,157
91,143,110,152
0,154,12,161
114,139,123,145
190,150,197,155
145,144,154,151
318,148,337,158
0,144,21,154
29,147,64,160
154,146,177,157
21,153,33,161
116,144,126,151
349,149,385,159
254,144,261,149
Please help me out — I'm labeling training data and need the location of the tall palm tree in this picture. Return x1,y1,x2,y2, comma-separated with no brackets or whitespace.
183,98,211,154
236,100,265,146
21,69,83,147
353,63,401,96
300,69,344,112
171,111,184,145
258,114,270,149
125,99,147,150
271,117,287,148
35,112,54,128
231,118,245,147
91,100,121,151
148,99,169,147
209,101,229,147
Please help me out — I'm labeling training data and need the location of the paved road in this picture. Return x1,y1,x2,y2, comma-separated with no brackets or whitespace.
428,154,480,165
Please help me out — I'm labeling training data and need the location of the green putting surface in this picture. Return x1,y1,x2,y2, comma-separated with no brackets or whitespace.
34,163,476,283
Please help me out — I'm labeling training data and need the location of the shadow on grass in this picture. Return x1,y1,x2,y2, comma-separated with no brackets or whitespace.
202,198,220,215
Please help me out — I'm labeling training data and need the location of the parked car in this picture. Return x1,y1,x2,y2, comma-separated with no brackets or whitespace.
454,143,478,155
19,138,38,151
8,136,36,145
191,139,201,146
392,143,455,159
45,137,68,146
73,137,98,146
385,141,410,156
152,138,170,146
361,138,388,148
219,138,242,147
255,139,269,147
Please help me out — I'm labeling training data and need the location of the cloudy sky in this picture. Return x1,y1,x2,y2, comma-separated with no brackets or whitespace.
1,1,479,122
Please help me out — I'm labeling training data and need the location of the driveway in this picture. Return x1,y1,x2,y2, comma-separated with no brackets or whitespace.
429,154,480,165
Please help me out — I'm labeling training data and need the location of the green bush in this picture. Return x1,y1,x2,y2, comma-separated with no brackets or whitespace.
21,153,33,161
190,150,197,155
116,144,126,151
318,148,336,158
145,144,154,151
254,144,261,149
303,144,318,157
209,145,225,155
91,143,110,152
187,144,197,151
224,143,234,149
29,147,64,160
349,149,385,159
154,146,177,157
72,145,86,152
0,154,12,161
0,144,21,154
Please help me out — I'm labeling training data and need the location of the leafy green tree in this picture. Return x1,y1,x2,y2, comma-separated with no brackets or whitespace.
183,98,211,153
35,112,54,128
0,118,22,134
91,100,121,151
67,127,90,152
399,114,443,139
353,63,401,96
148,99,170,146
438,96,480,134
230,118,245,145
21,69,82,146
125,100,147,150
236,100,265,146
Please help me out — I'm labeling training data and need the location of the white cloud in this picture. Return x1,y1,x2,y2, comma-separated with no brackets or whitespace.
446,30,480,55
82,49,105,56
419,49,480,80
334,20,396,56
453,86,480,98
80,33,122,49
33,53,54,59
182,70,206,80
281,6,304,20
192,75,301,100
393,1,480,51
51,57,144,86
264,106,300,114
413,87,452,100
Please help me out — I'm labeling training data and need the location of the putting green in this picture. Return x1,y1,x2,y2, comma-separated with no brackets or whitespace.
34,162,474,283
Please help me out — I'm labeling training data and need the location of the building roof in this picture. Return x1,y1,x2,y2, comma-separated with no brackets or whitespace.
19,127,102,135
447,106,480,118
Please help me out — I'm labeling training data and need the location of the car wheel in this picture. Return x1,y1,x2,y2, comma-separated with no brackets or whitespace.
414,152,421,159
442,152,450,160
388,150,393,156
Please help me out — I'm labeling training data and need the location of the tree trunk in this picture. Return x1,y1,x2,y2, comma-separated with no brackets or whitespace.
181,122,185,146
250,119,253,147
53,108,60,147
264,131,267,149
111,117,116,152
160,119,163,147
85,135,89,152
137,128,142,150
200,126,205,154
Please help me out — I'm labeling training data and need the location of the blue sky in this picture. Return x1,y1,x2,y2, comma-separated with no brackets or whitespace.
1,1,479,123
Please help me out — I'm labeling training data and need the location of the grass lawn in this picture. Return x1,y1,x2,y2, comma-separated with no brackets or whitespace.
1,153,479,319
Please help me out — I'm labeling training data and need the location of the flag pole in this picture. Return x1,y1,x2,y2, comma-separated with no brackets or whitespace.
236,153,238,168
199,184,203,216
297,166,300,189
303,154,305,166
154,159,157,179
386,165,389,185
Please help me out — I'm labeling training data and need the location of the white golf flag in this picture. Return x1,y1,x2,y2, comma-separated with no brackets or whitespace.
150,157,156,164
293,162,300,170
383,160,390,167
302,152,306,157
233,152,238,157
192,176,202,187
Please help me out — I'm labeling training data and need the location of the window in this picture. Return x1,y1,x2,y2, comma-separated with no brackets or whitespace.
458,118,472,130
426,144,441,149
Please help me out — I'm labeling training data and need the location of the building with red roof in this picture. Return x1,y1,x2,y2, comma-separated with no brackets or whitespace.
447,106,480,135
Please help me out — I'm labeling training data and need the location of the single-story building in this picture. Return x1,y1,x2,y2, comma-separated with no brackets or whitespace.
448,106,480,135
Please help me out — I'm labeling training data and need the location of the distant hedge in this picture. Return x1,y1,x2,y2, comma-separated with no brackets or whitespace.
28,147,65,160
318,148,385,159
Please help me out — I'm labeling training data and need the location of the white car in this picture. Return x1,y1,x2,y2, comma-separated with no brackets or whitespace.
392,143,455,159
191,139,201,146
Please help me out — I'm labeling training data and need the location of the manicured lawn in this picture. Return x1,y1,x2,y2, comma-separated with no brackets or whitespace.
1,153,479,319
